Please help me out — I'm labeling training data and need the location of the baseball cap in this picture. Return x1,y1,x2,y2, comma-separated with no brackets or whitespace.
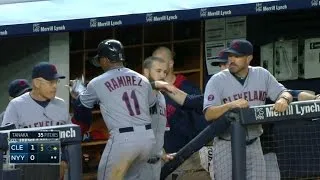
224,39,253,56
8,79,32,98
32,62,65,80
211,49,228,66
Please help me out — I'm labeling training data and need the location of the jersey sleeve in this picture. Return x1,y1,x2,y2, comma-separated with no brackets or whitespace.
264,69,286,101
2,101,19,128
203,76,223,112
79,81,99,109
183,95,204,112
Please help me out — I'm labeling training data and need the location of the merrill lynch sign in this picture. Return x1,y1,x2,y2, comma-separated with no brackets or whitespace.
254,102,320,120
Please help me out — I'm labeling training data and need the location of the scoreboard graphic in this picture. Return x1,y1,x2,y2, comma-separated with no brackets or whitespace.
8,131,61,165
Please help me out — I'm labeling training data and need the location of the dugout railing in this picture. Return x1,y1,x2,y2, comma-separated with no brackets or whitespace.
231,100,320,180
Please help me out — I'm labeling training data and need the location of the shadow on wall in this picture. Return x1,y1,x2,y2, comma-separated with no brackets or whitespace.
0,35,49,112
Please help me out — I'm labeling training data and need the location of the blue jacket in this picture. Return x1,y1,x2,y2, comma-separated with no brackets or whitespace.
163,74,209,153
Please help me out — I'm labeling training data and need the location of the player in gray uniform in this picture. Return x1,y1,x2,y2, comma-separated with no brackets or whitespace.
2,62,69,180
139,56,174,180
74,39,158,180
2,62,69,128
203,39,293,180
0,79,32,124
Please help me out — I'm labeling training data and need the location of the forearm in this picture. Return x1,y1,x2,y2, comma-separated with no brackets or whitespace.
165,89,188,106
298,92,316,101
204,103,231,122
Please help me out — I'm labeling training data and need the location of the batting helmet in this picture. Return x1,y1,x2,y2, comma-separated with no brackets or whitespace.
91,39,125,67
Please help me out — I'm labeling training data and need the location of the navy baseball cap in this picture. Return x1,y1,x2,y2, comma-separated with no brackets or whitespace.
8,79,32,98
225,39,253,56
211,49,228,66
32,62,65,80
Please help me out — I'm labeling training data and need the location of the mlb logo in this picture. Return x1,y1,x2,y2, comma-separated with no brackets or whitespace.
33,23,40,32
200,8,207,17
146,13,153,22
90,19,97,27
255,3,262,12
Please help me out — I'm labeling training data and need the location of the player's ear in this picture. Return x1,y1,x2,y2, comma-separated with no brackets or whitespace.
33,79,41,88
143,68,149,77
169,60,174,69
246,55,253,64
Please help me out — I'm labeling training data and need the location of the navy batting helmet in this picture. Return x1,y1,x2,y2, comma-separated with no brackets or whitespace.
91,39,125,67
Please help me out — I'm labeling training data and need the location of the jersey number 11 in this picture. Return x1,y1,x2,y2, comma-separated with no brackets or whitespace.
122,90,141,116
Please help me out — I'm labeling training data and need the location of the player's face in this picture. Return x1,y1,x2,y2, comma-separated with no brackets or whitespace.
153,51,173,70
228,54,251,74
38,79,59,100
148,61,168,81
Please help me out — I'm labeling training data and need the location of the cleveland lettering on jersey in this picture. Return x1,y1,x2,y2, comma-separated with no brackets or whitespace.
105,76,143,92
223,90,267,103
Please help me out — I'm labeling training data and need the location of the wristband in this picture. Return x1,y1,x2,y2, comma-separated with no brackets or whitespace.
280,96,290,104
150,81,156,89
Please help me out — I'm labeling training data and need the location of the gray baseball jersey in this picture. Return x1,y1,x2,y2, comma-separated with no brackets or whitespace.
140,91,167,180
80,67,157,180
204,66,285,180
204,66,285,140
2,93,69,129
80,67,156,130
0,111,4,125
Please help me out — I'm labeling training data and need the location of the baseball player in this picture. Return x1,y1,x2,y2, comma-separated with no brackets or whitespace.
2,62,69,128
1,62,69,180
0,79,32,123
203,39,293,180
71,39,160,180
138,56,174,180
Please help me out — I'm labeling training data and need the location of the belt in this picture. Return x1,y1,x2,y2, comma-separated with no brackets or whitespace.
218,137,258,146
119,124,151,133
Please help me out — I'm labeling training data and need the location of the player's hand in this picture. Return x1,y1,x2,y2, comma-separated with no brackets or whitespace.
59,160,68,180
273,97,289,112
229,99,249,109
155,81,177,94
162,153,176,162
65,76,86,99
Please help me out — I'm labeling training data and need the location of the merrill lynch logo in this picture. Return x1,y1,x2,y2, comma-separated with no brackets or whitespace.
90,19,97,27
200,8,207,17
256,3,263,12
255,2,287,12
146,13,153,22
311,0,320,6
254,102,320,120
33,23,40,32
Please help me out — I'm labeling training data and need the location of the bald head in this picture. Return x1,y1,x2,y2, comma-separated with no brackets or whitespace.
152,46,174,62
152,46,174,73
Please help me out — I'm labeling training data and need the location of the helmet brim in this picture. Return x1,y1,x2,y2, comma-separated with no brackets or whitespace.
90,55,101,67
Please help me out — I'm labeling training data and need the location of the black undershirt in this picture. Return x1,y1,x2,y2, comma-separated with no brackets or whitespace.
231,73,247,85
30,95,50,108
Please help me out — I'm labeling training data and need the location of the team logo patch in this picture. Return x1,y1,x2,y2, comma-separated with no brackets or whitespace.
208,94,214,101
